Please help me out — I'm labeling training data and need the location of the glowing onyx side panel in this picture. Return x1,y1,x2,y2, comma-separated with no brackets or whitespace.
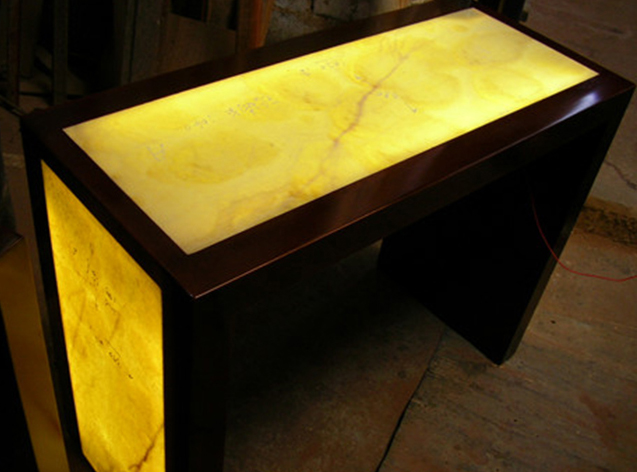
65,8,597,254
42,162,164,472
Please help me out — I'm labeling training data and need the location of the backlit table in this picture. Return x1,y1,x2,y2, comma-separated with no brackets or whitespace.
21,2,634,472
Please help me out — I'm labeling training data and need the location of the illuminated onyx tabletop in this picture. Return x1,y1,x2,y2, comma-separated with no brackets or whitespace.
65,8,596,255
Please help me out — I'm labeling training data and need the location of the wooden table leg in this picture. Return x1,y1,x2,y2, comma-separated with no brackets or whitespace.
379,117,625,364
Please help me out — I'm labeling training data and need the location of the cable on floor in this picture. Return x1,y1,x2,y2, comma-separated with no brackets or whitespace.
530,193,637,283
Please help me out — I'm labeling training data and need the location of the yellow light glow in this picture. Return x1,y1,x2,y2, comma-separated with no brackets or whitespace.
64,8,596,254
42,162,164,472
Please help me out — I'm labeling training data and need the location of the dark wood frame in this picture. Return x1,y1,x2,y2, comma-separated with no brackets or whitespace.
21,1,634,471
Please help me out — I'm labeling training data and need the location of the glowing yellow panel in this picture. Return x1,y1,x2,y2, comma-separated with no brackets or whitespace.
64,8,596,254
42,162,164,472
